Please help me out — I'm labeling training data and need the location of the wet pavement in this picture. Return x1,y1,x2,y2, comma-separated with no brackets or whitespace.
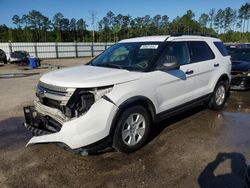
0,61,250,187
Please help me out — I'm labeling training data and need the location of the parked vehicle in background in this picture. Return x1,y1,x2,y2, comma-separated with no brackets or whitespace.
23,35,231,154
225,43,249,49
0,49,7,64
9,51,30,64
227,47,250,90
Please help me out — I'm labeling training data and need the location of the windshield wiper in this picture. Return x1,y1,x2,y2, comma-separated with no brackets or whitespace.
98,63,123,69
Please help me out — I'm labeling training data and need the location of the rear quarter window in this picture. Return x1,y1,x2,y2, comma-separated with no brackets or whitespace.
214,42,228,56
188,41,215,63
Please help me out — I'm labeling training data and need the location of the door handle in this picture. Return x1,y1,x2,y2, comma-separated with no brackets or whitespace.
185,69,194,75
214,63,219,67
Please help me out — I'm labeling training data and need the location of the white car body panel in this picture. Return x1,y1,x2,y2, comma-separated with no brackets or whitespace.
106,70,194,113
27,98,118,149
40,65,142,88
24,35,232,150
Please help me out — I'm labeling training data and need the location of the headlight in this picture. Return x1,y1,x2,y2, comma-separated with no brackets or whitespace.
90,86,113,101
247,72,250,77
65,86,113,118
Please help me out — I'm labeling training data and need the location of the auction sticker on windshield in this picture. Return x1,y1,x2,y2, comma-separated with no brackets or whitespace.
140,45,159,49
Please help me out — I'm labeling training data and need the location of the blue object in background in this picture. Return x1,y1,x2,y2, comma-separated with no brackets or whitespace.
29,57,38,69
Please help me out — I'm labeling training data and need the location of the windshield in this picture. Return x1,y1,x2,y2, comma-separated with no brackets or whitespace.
11,51,28,58
228,48,250,61
90,42,163,71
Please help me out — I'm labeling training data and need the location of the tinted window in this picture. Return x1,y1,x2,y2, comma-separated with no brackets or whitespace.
157,42,190,67
91,42,163,72
228,48,250,61
188,41,215,63
214,42,228,56
103,46,130,62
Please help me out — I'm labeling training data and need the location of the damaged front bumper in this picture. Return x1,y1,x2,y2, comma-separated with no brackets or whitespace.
23,98,118,150
23,106,62,136
230,74,250,90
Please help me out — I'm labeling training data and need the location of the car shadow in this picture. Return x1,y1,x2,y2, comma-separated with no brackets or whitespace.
147,105,205,143
88,106,206,155
0,116,30,150
198,152,247,188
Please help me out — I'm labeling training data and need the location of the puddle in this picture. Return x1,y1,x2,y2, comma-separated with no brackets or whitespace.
217,111,250,149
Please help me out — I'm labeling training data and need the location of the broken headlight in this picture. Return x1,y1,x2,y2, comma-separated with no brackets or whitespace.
247,71,250,77
64,86,113,118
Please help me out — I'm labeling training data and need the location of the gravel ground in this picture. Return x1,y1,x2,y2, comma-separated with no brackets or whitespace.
0,58,250,188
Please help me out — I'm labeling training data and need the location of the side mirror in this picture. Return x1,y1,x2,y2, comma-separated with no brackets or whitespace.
158,56,180,70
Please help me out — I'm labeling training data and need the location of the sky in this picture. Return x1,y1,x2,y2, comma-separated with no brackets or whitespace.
0,0,248,29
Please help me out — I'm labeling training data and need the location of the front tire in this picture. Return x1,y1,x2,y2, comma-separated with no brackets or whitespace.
3,56,7,64
208,80,229,110
113,106,151,153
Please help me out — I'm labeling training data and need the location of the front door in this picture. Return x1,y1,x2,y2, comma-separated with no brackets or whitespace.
154,42,196,113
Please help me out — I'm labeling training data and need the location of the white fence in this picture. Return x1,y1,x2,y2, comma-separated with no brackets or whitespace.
0,42,115,59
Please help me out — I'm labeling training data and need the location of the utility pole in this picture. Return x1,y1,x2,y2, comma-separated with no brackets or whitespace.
89,11,97,43
89,11,97,57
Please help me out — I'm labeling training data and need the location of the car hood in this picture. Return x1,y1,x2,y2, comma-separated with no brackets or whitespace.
231,60,250,72
40,65,142,88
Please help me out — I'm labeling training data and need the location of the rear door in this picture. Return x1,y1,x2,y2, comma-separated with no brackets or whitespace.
187,41,217,98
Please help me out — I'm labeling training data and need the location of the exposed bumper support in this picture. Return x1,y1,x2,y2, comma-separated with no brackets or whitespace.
24,122,50,136
34,99,68,125
24,98,118,150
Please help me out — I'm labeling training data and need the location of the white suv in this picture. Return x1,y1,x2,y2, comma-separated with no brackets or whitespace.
23,35,231,154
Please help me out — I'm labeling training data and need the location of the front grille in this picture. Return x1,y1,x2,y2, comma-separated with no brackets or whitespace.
38,81,68,93
231,77,244,85
36,82,75,108
231,71,241,76
231,71,248,86
37,83,68,97
42,97,63,111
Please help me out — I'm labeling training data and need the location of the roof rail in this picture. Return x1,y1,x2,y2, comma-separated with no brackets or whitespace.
170,32,218,38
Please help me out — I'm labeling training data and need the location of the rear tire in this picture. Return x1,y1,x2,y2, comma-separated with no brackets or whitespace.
208,80,229,110
113,105,151,153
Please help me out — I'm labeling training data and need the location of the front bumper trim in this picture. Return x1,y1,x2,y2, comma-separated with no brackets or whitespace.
24,98,118,150
23,123,50,136
230,84,250,90
34,99,68,124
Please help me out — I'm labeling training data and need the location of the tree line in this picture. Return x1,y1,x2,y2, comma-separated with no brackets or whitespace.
0,2,249,43
0,10,90,42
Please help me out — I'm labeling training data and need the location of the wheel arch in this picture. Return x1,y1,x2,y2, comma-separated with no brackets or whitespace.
208,73,230,110
219,73,230,82
109,96,156,136
215,73,230,90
